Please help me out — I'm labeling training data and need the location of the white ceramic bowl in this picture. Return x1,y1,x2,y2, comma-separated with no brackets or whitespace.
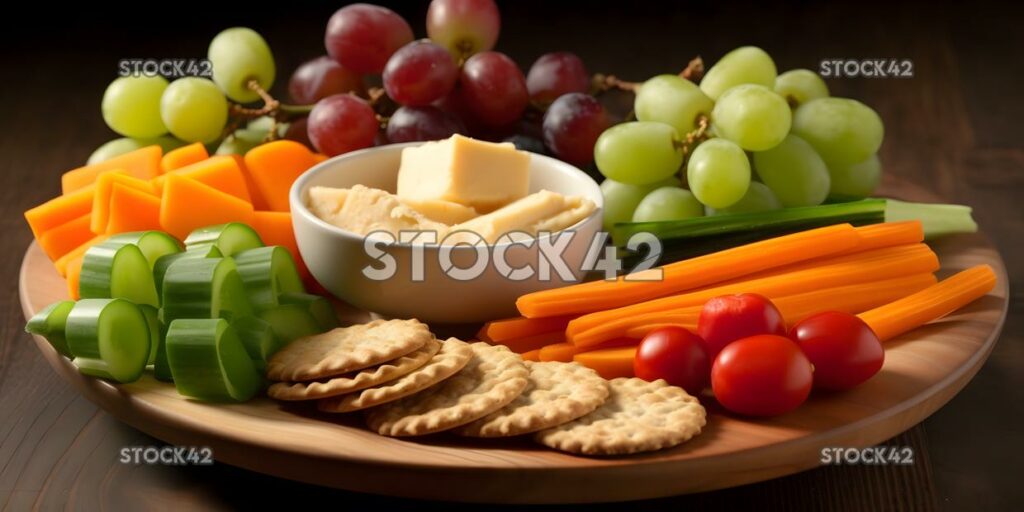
290,143,603,324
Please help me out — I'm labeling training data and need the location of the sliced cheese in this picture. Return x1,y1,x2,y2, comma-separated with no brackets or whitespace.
307,185,448,239
400,198,479,224
446,190,596,244
396,134,531,212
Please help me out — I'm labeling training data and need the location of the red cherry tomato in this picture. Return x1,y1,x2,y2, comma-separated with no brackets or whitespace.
790,311,885,391
711,334,813,416
634,326,710,395
698,293,786,361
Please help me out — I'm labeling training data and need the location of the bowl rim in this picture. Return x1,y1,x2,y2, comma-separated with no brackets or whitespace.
289,141,605,250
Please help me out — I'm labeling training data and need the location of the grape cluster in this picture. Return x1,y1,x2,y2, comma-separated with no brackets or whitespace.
599,46,885,229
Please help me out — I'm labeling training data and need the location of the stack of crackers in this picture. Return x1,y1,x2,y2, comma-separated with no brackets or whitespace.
266,319,707,456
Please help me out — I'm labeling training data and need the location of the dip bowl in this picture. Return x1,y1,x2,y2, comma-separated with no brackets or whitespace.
290,143,604,324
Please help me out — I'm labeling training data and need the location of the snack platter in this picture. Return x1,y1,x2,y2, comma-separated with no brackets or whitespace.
20,179,1008,503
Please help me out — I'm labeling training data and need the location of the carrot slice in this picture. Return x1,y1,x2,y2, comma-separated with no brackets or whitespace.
539,338,637,362
489,331,565,354
105,184,162,234
232,155,270,210
152,155,251,202
567,243,938,344
244,140,318,211
478,314,576,342
520,349,541,362
854,221,923,251
90,173,157,233
159,174,255,241
516,224,862,318
66,255,84,300
25,184,97,239
573,346,638,379
54,234,107,277
313,153,329,164
62,146,161,193
858,265,997,341
160,142,209,173
38,214,95,262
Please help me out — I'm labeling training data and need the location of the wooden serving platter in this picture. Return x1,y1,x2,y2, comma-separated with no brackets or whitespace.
18,189,1009,504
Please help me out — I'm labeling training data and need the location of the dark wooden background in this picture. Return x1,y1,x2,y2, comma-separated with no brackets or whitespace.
2,1,1021,510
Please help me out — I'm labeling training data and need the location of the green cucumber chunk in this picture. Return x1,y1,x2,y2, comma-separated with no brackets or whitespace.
165,318,261,402
233,246,305,310
80,242,160,307
232,315,279,373
66,298,151,383
278,292,339,330
162,257,254,324
138,305,161,366
105,231,182,267
258,304,322,345
184,222,264,257
25,300,76,357
153,244,223,296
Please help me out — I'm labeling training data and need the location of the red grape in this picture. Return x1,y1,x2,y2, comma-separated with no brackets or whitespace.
383,40,459,106
459,51,528,128
426,0,500,60
542,93,609,166
283,117,313,149
527,52,590,106
325,4,413,74
386,106,463,143
307,94,378,156
288,56,364,104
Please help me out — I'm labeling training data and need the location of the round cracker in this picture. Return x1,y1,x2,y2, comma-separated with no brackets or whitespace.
267,339,440,401
457,361,609,437
365,342,529,436
317,338,473,413
535,378,706,456
266,319,431,382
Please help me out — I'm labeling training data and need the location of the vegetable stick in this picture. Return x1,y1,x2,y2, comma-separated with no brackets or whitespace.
621,273,938,341
152,155,252,203
858,265,997,341
90,173,157,234
24,183,98,239
517,223,863,318
244,140,318,212
854,221,924,251
159,175,255,241
478,314,575,342
54,235,107,277
160,142,209,173
62,146,161,193
251,211,308,279
66,255,84,300
487,330,564,354
231,155,271,211
566,243,937,341
38,213,95,262
539,338,638,362
574,346,638,379
520,349,541,362
105,184,162,234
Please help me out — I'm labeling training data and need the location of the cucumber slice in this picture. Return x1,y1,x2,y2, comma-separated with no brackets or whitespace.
258,304,322,344
232,315,279,373
233,246,305,310
165,318,261,402
25,300,76,357
184,222,264,257
153,313,173,382
80,242,160,307
106,231,182,267
138,305,161,366
153,244,222,296
66,298,151,383
279,292,339,330
162,257,254,324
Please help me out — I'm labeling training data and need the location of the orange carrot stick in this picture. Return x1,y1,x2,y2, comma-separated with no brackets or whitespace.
54,235,106,277
487,330,565,354
566,243,937,341
539,338,637,362
858,265,997,341
516,224,863,318
520,349,541,362
574,346,638,379
160,142,209,173
478,314,575,342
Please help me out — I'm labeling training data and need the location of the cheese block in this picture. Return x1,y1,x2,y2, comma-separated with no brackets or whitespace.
307,185,448,239
400,198,479,224
396,135,530,212
446,190,596,244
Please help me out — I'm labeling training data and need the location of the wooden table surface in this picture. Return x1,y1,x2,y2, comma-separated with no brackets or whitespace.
1,2,1021,510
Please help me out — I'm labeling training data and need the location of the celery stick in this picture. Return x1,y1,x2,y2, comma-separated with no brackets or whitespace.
66,299,151,383
25,300,76,357
884,199,978,239
165,318,261,402
233,247,305,310
184,222,264,257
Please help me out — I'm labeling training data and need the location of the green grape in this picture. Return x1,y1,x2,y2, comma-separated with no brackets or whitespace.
706,182,782,215
699,46,777,101
792,97,884,165
753,134,831,207
600,177,680,231
711,84,791,151
635,74,714,135
828,153,881,198
775,69,829,108
686,138,751,209
209,27,276,103
594,122,683,185
160,78,229,144
101,76,169,138
632,187,704,222
87,136,185,165
215,129,266,155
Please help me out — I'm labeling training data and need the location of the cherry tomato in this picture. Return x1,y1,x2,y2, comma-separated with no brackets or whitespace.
791,311,885,391
634,326,710,395
697,293,786,361
711,334,812,416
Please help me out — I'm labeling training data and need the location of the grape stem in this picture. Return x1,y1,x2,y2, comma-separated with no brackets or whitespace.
592,73,640,93
674,114,712,175
680,57,705,82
